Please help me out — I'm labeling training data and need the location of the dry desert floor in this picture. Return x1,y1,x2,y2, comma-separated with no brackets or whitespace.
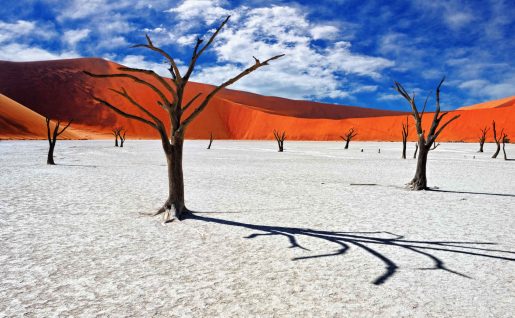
1,140,514,317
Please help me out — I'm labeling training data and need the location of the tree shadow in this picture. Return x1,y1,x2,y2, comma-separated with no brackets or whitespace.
57,164,98,168
186,213,515,285
427,188,515,198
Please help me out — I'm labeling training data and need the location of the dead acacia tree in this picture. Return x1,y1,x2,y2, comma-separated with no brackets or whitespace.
45,117,72,165
341,128,357,149
491,121,502,159
478,126,489,152
119,128,127,147
85,16,283,221
112,127,122,146
207,132,214,150
273,129,286,152
501,132,509,160
430,139,440,150
401,116,409,159
394,77,460,190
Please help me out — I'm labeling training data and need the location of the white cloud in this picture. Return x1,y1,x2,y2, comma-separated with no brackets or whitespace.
0,20,35,43
0,43,80,61
459,78,515,99
164,2,393,100
63,29,91,46
414,0,476,30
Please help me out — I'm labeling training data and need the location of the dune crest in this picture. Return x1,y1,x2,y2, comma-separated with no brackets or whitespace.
0,58,513,142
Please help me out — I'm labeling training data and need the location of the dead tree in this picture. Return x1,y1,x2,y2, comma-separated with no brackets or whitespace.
119,129,127,147
413,143,418,159
112,127,122,146
273,129,286,152
401,116,409,159
340,128,357,149
478,126,489,152
207,132,214,149
85,16,283,221
501,132,509,160
394,77,460,190
45,117,72,165
491,121,502,158
430,139,440,150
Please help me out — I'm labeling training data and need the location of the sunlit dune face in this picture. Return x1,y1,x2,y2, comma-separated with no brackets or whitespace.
0,58,513,142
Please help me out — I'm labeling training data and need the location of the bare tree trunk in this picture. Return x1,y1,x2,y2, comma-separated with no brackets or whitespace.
479,142,484,152
401,116,409,159
47,141,56,165
492,142,501,158
402,142,407,159
413,143,418,159
503,143,507,160
410,141,428,189
344,139,350,149
207,132,213,149
162,135,188,220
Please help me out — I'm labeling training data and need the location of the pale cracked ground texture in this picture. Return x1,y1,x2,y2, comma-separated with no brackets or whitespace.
1,140,514,317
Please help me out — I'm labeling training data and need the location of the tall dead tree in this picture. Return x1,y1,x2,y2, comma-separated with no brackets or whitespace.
119,128,127,147
341,128,357,149
394,77,460,190
491,121,502,158
413,143,418,159
112,127,122,146
273,129,286,152
502,132,509,160
401,116,409,159
85,16,283,221
478,126,489,152
46,117,72,165
207,132,214,149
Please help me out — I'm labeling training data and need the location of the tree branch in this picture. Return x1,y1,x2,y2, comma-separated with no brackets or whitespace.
117,66,178,103
91,96,158,129
180,54,284,130
131,34,182,81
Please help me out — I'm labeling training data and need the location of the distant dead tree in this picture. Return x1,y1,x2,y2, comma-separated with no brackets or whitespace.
85,16,283,221
273,129,286,152
112,127,122,146
430,139,440,150
394,77,460,190
341,128,357,149
401,116,409,159
478,126,489,152
119,128,127,147
45,117,72,165
207,132,214,149
501,132,509,160
413,143,418,159
491,121,502,159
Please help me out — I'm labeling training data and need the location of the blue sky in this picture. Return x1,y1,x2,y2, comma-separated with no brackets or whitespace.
1,0,514,111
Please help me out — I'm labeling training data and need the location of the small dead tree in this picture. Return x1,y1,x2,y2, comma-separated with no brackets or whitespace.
413,143,418,159
478,126,489,152
341,128,357,149
430,139,440,150
119,129,127,147
394,77,460,190
45,117,72,165
273,129,286,152
501,132,509,160
401,116,409,159
207,132,214,149
112,127,122,146
85,16,283,221
491,121,502,158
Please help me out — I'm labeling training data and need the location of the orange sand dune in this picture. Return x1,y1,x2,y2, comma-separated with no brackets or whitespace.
458,96,515,110
0,94,81,139
0,58,513,142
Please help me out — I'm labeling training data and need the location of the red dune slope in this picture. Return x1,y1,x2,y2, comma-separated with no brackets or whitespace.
0,58,513,142
0,94,80,139
458,96,515,110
